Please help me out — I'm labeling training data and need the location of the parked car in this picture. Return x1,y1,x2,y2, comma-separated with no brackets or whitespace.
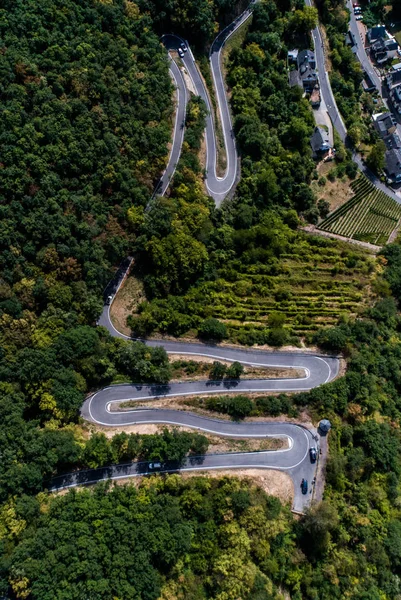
148,462,163,470
354,6,362,13
180,41,187,52
178,47,184,58
301,479,308,495
105,295,113,305
309,447,317,463
356,15,363,20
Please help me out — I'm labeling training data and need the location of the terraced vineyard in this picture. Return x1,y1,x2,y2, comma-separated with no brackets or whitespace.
318,176,401,245
132,231,377,343
192,242,374,338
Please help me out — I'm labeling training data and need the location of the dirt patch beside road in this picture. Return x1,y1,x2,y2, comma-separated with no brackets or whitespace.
109,275,145,336
90,422,286,453
180,469,294,504
312,164,356,212
169,355,305,382
103,469,294,506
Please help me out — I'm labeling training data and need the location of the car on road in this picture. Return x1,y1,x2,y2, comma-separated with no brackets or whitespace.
301,479,308,495
178,48,184,58
355,14,363,20
309,447,317,463
149,462,163,471
180,41,187,52
105,295,113,305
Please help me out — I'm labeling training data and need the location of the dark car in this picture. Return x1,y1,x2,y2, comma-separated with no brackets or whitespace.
301,479,308,495
148,462,163,471
180,41,187,52
309,447,317,463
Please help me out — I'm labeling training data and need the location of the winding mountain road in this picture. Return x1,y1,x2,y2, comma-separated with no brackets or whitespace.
160,3,257,204
49,273,340,511
49,6,345,511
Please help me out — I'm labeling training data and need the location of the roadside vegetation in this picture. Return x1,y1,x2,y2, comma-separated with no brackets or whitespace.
172,244,401,599
170,359,296,382
81,427,209,470
185,392,300,419
127,1,381,347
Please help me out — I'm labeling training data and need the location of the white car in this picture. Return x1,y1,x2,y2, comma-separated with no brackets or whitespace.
178,47,184,58
356,15,363,20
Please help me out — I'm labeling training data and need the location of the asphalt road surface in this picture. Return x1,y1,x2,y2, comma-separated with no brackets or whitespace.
162,33,237,205
306,0,347,142
161,3,258,205
307,0,401,203
50,419,320,512
49,294,340,512
347,1,382,93
158,57,188,196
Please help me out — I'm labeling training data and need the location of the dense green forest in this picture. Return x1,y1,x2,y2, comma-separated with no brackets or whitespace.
137,0,248,49
0,0,177,434
3,0,401,598
1,477,298,600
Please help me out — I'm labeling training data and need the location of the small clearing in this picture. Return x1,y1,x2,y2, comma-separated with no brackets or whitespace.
85,470,294,506
92,422,286,452
169,355,305,382
312,163,355,212
180,65,197,95
109,274,145,336
179,469,294,505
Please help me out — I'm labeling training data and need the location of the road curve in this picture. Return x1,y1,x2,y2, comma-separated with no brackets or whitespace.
49,7,347,508
160,2,257,204
49,418,318,511
159,57,188,196
49,278,339,510
61,295,340,511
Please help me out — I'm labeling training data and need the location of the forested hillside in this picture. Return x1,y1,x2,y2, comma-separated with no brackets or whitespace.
128,1,376,344
0,0,181,496
3,0,401,599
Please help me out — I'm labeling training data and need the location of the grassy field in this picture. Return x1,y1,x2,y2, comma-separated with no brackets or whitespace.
317,175,401,245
